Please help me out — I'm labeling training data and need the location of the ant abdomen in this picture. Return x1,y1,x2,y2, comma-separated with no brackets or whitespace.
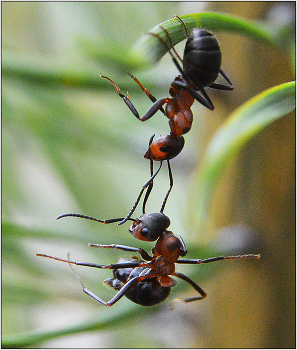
105,258,171,306
125,277,171,306
183,29,222,88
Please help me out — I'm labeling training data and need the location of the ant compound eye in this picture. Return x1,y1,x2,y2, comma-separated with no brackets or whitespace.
140,228,149,237
129,220,150,241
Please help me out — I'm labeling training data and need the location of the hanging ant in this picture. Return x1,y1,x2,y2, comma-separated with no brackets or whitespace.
100,16,233,142
148,14,234,111
36,212,259,306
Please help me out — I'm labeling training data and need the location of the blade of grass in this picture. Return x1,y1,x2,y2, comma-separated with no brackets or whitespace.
130,12,278,68
190,81,295,230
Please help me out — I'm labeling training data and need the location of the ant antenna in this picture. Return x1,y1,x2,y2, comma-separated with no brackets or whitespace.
56,213,134,224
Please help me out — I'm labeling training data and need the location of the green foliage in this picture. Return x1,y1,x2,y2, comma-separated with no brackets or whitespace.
130,12,279,68
2,3,295,348
191,81,296,230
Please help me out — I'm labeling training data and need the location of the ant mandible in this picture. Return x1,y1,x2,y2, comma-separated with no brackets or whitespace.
36,212,259,306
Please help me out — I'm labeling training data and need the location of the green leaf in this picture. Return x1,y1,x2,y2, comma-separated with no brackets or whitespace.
191,81,296,229
129,12,277,68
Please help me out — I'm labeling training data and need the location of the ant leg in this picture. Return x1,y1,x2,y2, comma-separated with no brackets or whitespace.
171,272,207,304
173,15,189,37
129,74,158,103
56,213,134,224
67,254,145,307
142,158,154,213
187,84,215,110
208,69,234,91
117,160,163,225
36,253,144,270
160,160,173,213
101,74,168,122
176,254,260,264
159,23,185,66
100,74,140,119
102,275,147,306
129,74,166,116
142,134,158,214
177,236,187,257
149,31,185,78
88,243,152,261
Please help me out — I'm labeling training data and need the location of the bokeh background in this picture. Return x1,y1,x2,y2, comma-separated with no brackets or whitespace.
2,2,295,348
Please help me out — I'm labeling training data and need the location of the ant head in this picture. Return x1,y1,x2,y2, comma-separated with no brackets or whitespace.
129,213,170,242
144,134,185,161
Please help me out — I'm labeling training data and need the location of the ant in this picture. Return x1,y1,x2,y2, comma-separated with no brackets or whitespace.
100,16,233,221
100,16,233,142
36,212,259,306
148,14,234,111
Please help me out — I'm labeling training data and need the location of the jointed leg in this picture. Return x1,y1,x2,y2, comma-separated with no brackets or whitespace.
88,243,152,261
101,74,168,121
208,69,234,90
160,160,173,213
142,158,154,214
171,272,206,305
100,74,140,118
67,255,146,307
176,254,260,265
36,253,145,270
117,161,163,225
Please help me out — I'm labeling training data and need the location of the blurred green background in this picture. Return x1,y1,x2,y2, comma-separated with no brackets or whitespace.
2,2,295,348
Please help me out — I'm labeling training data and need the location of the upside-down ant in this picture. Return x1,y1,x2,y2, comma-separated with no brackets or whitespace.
100,16,233,141
149,15,234,111
100,16,233,221
36,212,259,306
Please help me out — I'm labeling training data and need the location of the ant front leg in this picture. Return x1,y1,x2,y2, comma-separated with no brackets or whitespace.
36,253,144,270
67,255,146,307
88,243,153,261
101,74,167,122
100,74,140,118
160,160,173,213
129,74,167,116
117,160,164,225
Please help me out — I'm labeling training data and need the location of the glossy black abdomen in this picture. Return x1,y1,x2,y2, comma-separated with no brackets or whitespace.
183,28,222,87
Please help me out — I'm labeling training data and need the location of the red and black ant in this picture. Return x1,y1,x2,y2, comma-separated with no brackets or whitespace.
100,16,233,222
36,212,259,306
100,16,233,140
148,14,234,111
